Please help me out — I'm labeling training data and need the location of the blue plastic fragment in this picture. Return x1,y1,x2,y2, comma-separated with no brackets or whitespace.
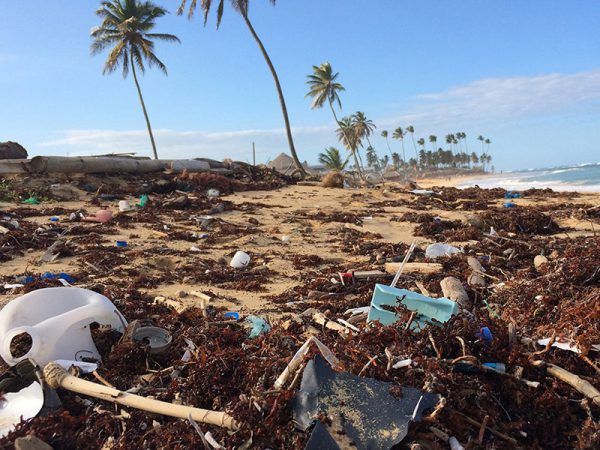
482,362,506,372
503,202,517,208
245,315,271,338
224,312,240,321
41,272,76,284
116,241,128,247
49,217,60,222
478,326,493,344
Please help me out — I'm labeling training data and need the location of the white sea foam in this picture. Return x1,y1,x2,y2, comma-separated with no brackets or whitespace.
458,177,600,193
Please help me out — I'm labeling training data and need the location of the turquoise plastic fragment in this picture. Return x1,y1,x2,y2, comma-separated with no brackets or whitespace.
246,315,271,338
367,284,459,329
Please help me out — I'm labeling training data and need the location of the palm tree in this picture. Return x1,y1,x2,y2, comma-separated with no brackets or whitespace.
353,112,376,148
391,152,401,169
417,137,426,150
91,0,180,160
381,130,393,157
406,125,419,162
366,146,378,168
336,116,365,180
485,138,491,153
318,147,348,171
429,135,437,151
471,152,479,167
392,127,407,172
179,0,306,176
477,135,485,154
445,134,454,154
306,62,345,122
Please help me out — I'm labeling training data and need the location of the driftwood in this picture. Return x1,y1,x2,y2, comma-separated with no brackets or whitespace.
43,363,239,430
384,262,442,275
29,156,210,175
532,360,600,406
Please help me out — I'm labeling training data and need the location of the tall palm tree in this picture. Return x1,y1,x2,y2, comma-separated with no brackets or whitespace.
353,112,376,148
179,0,306,176
429,135,437,151
91,0,180,160
391,152,401,169
392,127,407,168
381,130,393,157
485,138,491,153
336,116,365,180
318,147,348,171
406,125,419,161
417,137,426,150
306,62,345,122
366,146,378,168
477,135,485,154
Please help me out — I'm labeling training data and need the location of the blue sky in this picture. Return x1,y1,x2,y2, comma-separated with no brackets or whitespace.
1,0,600,170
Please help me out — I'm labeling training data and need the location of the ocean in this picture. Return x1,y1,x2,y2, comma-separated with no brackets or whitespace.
457,163,600,192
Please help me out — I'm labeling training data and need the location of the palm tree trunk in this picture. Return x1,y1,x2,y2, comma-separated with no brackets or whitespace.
130,53,158,160
241,13,306,177
384,137,393,158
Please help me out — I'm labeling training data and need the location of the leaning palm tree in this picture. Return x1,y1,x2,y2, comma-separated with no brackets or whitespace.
306,62,345,122
485,138,491,153
318,147,348,171
381,130,394,158
477,135,485,154
91,0,180,160
179,0,306,176
417,137,426,150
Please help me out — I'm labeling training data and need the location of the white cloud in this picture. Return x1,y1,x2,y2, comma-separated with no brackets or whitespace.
380,69,600,129
39,69,600,162
40,125,331,162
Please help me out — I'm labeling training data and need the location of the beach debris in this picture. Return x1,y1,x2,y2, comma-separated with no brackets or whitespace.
467,256,486,273
292,355,439,449
410,189,434,195
14,435,53,450
534,254,548,270
118,200,133,212
0,287,126,366
42,362,240,430
468,271,487,287
84,209,113,223
503,202,517,208
132,326,172,354
504,192,522,199
368,285,459,328
116,240,128,247
384,262,442,275
138,194,149,207
244,315,271,338
321,171,345,188
206,188,220,198
425,243,461,259
0,382,44,438
21,196,40,205
230,251,250,269
440,277,470,307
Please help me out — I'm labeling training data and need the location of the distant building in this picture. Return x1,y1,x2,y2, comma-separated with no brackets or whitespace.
267,153,296,174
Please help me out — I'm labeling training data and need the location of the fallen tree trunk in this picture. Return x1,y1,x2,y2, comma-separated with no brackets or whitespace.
29,156,210,174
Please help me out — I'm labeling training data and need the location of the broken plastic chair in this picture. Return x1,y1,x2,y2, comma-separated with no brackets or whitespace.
0,287,127,366
367,284,459,328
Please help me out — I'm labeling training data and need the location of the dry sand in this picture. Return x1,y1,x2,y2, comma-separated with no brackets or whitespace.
1,181,598,314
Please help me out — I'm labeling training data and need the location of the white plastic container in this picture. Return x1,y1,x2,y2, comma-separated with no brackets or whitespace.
0,287,127,366
118,200,132,212
230,251,250,269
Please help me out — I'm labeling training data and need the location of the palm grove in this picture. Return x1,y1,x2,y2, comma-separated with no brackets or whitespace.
91,0,493,178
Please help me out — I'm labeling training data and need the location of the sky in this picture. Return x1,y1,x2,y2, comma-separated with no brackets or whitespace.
1,0,600,170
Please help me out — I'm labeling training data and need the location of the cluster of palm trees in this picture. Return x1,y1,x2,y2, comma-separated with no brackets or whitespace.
90,0,494,178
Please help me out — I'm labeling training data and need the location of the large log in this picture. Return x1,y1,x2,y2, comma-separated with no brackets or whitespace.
29,156,210,174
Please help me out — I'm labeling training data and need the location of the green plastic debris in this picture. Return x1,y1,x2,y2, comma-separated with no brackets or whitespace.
138,194,149,208
21,197,40,205
367,284,459,329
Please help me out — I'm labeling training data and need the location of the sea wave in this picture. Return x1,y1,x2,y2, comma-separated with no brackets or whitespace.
457,177,600,193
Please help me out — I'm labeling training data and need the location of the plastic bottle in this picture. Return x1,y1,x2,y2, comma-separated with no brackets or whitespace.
0,287,127,366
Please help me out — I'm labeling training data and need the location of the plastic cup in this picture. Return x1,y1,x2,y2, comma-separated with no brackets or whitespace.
230,251,250,269
118,200,132,212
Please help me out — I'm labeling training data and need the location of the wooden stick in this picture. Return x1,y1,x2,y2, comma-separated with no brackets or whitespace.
455,411,517,445
313,312,349,336
44,363,239,430
532,360,600,406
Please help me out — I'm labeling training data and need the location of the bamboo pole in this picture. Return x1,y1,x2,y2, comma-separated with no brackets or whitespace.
44,363,239,430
